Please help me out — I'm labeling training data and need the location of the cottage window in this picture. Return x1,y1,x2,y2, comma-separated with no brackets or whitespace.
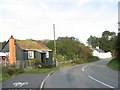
28,51,34,59
46,52,49,58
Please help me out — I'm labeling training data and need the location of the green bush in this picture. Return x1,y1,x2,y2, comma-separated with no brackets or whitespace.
31,58,42,68
2,65,25,76
2,72,9,78
7,68,15,75
41,63,54,68
31,58,54,68
2,66,8,73
2,66,24,82
87,56,100,62
74,60,83,64
16,68,24,73
56,54,65,62
72,56,100,64
72,59,87,64
108,58,120,69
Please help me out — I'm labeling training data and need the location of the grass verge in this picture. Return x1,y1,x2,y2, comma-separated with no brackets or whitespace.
1,73,20,82
1,67,56,82
107,58,120,70
24,67,56,74
1,66,24,82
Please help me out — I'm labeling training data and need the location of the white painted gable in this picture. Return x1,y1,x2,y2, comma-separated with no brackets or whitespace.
92,47,112,59
0,52,6,56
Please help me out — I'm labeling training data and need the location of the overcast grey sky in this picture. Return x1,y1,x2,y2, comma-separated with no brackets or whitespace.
0,0,119,44
118,1,120,22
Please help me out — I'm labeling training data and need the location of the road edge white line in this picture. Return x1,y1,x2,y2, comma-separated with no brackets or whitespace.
82,65,88,71
88,75,115,88
40,70,55,90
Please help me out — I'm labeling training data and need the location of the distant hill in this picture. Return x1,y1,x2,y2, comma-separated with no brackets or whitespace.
40,39,51,44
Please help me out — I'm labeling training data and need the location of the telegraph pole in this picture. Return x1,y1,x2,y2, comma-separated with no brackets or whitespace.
118,1,120,33
53,24,57,66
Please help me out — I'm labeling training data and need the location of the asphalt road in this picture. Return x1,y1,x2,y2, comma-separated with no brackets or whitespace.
1,74,47,89
44,59,119,89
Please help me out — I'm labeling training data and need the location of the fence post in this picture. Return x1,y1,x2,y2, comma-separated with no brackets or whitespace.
4,59,6,67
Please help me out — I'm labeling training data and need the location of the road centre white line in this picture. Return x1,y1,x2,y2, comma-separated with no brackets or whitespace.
82,65,88,71
88,75,115,88
40,71,55,90
40,75,48,89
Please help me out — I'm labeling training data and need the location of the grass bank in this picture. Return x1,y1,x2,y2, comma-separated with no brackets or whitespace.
1,66,56,82
72,56,100,64
24,67,56,74
107,58,120,70
1,72,20,82
1,66,25,82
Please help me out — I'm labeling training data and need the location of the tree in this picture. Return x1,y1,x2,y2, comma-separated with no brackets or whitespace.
87,36,99,47
115,33,120,59
100,31,116,54
99,37,109,52
87,30,116,56
46,37,93,61
79,43,92,58
102,30,116,40
56,37,82,59
46,40,55,51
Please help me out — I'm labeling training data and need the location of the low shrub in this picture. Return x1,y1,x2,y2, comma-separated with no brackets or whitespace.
56,55,65,62
71,56,100,64
2,65,25,77
31,58,42,68
87,56,100,62
72,59,87,64
7,68,16,75
41,63,54,68
108,58,120,69
31,58,54,68
16,68,24,73
34,60,42,68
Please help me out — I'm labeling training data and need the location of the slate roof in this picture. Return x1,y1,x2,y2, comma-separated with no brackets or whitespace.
93,48,105,53
0,42,2,51
15,40,52,51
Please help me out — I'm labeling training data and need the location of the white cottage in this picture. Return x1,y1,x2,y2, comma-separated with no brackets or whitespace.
92,47,112,59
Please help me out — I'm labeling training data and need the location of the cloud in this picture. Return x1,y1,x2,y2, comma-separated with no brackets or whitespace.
76,0,91,7
0,0,118,44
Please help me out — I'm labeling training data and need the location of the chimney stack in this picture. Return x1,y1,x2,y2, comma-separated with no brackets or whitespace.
9,35,16,64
